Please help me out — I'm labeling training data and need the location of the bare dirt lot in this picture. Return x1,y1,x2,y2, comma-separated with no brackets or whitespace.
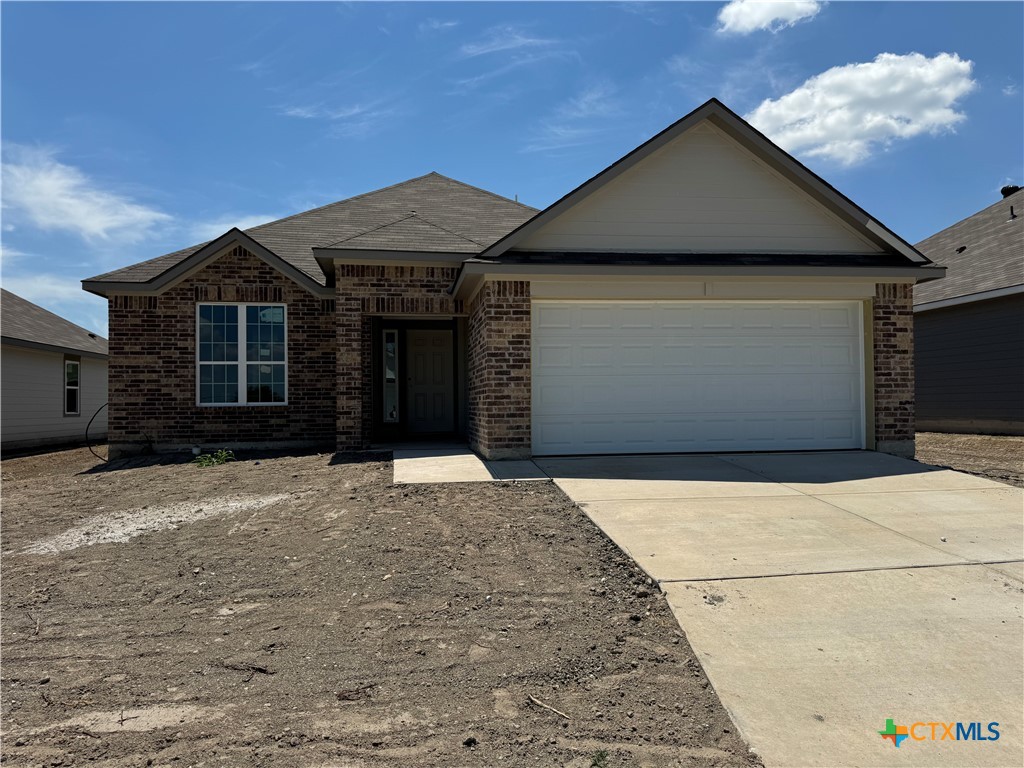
1,447,759,768
916,432,1024,487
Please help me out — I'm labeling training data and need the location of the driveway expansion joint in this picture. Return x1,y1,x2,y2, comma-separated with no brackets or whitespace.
656,558,1024,584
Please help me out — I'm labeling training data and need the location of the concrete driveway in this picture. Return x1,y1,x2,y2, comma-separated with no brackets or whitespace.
536,451,1024,768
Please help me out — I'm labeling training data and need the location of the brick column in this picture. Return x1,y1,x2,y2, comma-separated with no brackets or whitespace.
873,283,915,458
335,291,364,452
467,280,531,459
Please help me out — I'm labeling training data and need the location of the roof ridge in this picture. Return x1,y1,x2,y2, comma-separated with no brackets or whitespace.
426,172,538,212
247,172,441,235
408,211,489,247
326,212,418,247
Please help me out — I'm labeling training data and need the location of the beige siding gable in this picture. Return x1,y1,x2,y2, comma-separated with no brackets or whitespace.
517,123,882,254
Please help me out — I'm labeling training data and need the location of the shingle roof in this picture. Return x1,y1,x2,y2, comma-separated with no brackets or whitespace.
914,189,1024,305
325,212,485,252
1,289,108,356
86,173,537,286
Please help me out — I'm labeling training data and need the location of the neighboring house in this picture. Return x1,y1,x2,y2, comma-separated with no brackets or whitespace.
1,289,109,452
913,188,1024,435
83,99,943,460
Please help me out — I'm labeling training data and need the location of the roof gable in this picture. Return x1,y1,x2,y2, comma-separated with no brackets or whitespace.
83,229,331,297
485,99,927,263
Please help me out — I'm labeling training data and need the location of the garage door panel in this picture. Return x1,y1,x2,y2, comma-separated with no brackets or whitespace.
539,336,860,373
539,373,858,416
532,301,864,455
533,412,862,453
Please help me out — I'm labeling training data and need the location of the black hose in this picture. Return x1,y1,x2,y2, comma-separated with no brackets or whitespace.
86,402,108,463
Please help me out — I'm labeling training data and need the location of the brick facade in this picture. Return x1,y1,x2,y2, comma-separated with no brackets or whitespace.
872,282,915,457
106,246,335,457
334,265,462,451
466,280,532,459
105,251,915,460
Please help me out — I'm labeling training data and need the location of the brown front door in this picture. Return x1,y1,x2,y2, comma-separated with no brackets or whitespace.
406,329,454,433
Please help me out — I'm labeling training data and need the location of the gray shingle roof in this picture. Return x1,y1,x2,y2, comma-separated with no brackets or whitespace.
86,173,537,286
325,212,485,252
914,189,1024,305
1,289,108,356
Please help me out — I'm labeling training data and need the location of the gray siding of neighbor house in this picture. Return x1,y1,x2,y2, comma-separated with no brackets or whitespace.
1,345,108,451
914,294,1024,435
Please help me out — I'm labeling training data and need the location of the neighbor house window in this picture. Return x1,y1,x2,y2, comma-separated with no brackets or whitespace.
64,357,80,416
197,304,286,405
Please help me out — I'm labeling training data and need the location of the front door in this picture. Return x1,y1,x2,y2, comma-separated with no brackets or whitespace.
406,329,455,434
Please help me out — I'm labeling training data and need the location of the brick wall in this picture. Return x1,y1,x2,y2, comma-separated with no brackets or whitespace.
466,280,531,459
334,265,462,450
873,282,915,457
106,245,335,456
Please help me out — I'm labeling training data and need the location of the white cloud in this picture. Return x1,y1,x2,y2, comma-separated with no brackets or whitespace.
1,272,108,336
450,51,574,93
278,101,397,137
557,83,620,121
1,145,172,242
717,0,822,35
189,214,279,243
460,25,557,57
0,242,29,267
1003,83,1019,96
419,19,459,34
746,52,976,166
524,83,621,153
282,105,320,119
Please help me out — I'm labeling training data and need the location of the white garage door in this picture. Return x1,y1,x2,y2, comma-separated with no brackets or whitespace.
532,301,865,455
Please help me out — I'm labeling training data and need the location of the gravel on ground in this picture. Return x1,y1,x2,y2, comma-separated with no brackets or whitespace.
916,432,1024,487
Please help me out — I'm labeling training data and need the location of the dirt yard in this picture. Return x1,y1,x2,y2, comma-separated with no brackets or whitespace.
1,446,759,768
916,432,1024,487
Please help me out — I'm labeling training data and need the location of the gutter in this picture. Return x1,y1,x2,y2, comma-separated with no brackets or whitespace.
914,284,1024,313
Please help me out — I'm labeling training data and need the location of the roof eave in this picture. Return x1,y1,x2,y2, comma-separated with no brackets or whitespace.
313,248,476,282
1,335,108,360
451,262,946,300
915,283,1024,313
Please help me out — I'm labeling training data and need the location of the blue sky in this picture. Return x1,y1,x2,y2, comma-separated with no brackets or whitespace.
2,1,1021,335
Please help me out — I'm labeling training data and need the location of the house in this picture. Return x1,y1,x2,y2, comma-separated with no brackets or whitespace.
913,188,1024,435
82,99,943,460
1,289,109,452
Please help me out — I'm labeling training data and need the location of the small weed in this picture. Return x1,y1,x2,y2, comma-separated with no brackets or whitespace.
590,750,609,768
192,449,235,468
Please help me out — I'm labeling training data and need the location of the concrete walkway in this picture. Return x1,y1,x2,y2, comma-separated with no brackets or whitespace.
392,445,546,484
536,451,1024,768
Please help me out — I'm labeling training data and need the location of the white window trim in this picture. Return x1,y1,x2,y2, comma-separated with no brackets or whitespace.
64,357,81,416
195,302,288,407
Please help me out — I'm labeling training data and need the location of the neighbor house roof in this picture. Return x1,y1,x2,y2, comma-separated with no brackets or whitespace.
84,173,537,292
1,289,108,357
914,189,1024,308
